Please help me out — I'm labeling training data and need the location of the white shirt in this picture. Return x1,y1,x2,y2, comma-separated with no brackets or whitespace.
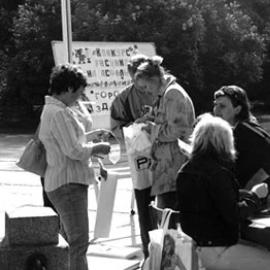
39,96,95,192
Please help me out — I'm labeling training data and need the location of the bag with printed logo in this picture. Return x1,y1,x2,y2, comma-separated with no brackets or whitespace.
123,123,153,190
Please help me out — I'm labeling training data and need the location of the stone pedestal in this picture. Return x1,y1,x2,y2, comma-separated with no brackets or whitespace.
0,235,69,270
0,206,69,269
5,206,59,246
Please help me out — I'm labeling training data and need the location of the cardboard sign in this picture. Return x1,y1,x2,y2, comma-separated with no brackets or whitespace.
51,41,156,129
93,172,118,238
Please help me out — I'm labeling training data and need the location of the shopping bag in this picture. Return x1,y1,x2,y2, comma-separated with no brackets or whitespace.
123,123,153,190
161,227,198,270
145,209,199,270
16,125,47,177
145,209,173,270
94,172,118,238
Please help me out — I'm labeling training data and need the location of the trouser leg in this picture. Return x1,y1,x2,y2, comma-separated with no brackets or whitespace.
47,184,89,270
134,187,155,258
40,177,55,210
156,191,177,210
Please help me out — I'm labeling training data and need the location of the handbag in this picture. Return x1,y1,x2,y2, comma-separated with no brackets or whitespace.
16,124,47,177
144,207,199,270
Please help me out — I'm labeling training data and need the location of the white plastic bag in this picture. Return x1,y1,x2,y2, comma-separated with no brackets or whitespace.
123,123,153,190
123,123,152,154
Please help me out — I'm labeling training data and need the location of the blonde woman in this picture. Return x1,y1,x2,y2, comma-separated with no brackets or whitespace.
134,56,195,209
176,113,270,270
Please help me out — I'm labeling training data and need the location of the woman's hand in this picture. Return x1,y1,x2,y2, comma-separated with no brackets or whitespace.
91,142,111,156
251,183,268,198
135,113,155,124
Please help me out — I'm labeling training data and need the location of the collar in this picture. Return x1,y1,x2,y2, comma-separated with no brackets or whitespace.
45,95,67,109
157,75,176,97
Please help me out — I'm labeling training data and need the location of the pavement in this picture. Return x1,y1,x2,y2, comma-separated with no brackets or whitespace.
0,133,143,269
2,115,269,269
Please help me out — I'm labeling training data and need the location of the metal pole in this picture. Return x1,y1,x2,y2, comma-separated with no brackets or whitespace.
61,0,72,63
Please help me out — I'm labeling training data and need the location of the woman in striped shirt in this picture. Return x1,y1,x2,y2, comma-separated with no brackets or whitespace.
39,64,110,270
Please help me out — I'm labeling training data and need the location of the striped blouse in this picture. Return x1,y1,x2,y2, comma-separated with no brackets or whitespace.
39,96,96,192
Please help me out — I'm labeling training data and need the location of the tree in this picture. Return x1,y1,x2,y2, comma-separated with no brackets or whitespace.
1,0,268,125
234,0,270,106
196,0,266,110
72,0,206,109
71,0,266,111
7,0,62,106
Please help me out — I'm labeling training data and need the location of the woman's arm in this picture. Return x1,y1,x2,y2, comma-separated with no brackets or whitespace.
51,109,109,160
157,88,194,143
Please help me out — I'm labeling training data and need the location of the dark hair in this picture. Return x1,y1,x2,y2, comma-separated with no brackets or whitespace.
134,55,166,81
49,64,87,95
214,85,255,123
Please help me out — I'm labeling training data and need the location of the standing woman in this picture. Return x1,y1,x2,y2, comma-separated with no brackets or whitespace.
110,54,153,139
134,56,195,209
39,64,110,270
110,54,155,261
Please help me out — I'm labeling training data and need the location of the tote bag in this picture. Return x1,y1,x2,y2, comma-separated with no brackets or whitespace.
144,209,199,270
16,124,47,177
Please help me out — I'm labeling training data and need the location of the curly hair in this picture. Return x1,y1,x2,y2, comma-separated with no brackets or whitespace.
127,54,149,76
134,55,166,80
49,63,87,95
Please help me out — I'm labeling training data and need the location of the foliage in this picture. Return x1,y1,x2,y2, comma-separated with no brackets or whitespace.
234,0,270,105
72,0,206,109
196,0,266,109
7,0,62,106
0,0,270,125
72,0,267,111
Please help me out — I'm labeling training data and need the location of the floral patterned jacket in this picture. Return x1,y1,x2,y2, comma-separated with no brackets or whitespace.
150,75,195,196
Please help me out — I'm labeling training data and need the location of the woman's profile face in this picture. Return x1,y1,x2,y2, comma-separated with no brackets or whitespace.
136,76,161,96
213,96,240,125
69,85,85,106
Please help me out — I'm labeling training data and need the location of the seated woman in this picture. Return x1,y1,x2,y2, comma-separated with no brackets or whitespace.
176,113,270,270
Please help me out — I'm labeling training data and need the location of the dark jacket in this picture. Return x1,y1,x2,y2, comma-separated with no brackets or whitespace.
234,121,270,188
176,156,240,247
176,156,261,247
110,84,153,140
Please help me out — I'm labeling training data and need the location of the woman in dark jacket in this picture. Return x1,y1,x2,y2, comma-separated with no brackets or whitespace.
176,113,270,270
213,85,270,189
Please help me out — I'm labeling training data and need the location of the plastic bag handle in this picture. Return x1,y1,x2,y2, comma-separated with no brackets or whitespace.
160,208,173,232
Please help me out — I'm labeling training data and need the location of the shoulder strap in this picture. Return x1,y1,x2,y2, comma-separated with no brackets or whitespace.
33,123,41,140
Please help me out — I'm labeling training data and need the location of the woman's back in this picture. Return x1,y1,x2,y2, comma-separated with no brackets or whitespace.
177,156,239,247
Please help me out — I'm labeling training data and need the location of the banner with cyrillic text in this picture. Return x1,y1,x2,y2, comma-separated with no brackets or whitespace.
51,41,156,129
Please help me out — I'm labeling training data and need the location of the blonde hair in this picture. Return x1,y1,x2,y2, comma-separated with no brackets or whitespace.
190,113,236,162
127,54,149,75
134,55,166,80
